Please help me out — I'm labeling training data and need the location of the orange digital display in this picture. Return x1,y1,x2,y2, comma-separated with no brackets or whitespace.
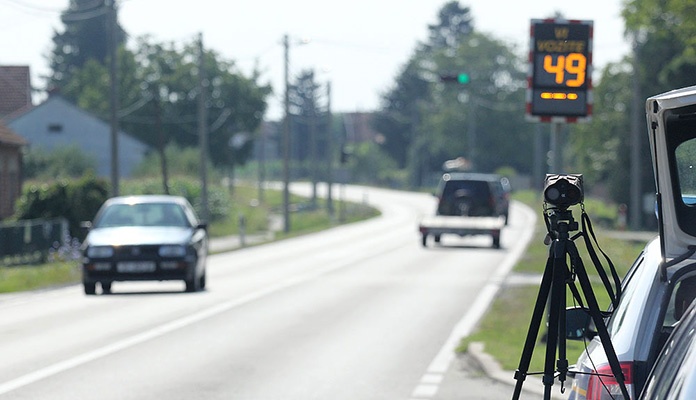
528,19,592,120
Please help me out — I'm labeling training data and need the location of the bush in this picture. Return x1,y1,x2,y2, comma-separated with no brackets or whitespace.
14,176,110,239
23,146,98,180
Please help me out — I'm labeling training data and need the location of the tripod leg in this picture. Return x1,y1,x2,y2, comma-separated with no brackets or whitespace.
511,249,554,400
541,238,568,400
573,252,631,400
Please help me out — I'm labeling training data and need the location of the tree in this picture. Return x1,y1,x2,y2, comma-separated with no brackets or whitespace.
569,60,634,204
373,58,431,169
122,38,271,169
289,69,326,164
423,31,529,174
426,1,474,50
373,1,474,185
47,0,126,92
374,1,531,188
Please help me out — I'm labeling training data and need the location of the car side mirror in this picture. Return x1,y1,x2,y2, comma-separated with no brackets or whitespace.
197,222,208,231
566,306,597,341
80,221,93,230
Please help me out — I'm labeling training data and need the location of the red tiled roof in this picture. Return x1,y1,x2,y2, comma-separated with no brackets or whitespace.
0,123,27,147
0,66,32,118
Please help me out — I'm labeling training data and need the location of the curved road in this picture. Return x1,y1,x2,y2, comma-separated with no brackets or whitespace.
0,185,535,399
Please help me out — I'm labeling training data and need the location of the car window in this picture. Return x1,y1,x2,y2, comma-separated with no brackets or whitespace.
642,304,696,399
665,275,696,327
676,138,696,204
96,203,189,228
606,254,645,335
437,180,494,216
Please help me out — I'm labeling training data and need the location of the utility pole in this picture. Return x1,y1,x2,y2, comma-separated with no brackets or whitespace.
310,85,318,208
282,34,291,233
326,81,334,217
154,87,169,194
198,33,210,221
108,0,119,196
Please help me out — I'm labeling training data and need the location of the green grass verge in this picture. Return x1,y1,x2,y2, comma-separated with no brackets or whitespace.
0,262,81,293
457,191,649,372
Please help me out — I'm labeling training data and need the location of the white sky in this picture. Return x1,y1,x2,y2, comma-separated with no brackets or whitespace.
0,0,629,119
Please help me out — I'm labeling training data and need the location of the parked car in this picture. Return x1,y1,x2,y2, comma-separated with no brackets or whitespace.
567,237,696,399
566,85,696,399
638,285,696,399
434,172,510,223
81,195,208,295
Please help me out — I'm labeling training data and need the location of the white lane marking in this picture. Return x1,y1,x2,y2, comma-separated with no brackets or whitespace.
409,202,537,399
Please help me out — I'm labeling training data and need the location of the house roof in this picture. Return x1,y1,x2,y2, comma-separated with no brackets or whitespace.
0,122,27,147
0,66,32,119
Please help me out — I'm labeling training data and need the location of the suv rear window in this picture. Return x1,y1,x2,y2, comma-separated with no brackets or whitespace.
437,179,493,216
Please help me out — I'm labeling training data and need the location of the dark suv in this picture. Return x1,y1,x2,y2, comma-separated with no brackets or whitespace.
435,173,510,224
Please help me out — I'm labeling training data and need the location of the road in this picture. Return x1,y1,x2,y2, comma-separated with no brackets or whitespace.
0,185,536,399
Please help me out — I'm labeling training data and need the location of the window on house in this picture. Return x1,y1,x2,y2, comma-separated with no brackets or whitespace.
48,124,63,133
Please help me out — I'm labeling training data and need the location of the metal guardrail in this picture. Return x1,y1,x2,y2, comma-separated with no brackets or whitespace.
0,218,70,266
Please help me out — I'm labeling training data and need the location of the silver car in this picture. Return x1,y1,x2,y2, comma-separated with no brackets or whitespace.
567,238,696,399
639,296,696,399
567,86,696,399
81,195,208,295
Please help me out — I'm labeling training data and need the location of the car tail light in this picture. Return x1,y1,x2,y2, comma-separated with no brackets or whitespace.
586,362,634,400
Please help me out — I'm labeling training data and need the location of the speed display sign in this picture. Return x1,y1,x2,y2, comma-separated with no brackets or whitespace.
526,19,593,122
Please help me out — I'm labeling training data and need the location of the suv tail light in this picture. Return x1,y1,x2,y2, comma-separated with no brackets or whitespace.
586,362,634,400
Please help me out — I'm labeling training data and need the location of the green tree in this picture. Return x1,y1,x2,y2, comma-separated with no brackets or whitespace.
374,1,530,187
373,1,474,186
289,70,328,166
570,60,634,204
23,145,98,180
423,31,529,174
122,38,271,169
624,0,696,94
48,0,126,92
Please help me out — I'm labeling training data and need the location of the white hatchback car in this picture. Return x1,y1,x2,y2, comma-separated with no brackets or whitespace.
566,86,696,399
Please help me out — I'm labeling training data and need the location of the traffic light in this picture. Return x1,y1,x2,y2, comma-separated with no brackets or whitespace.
439,73,470,84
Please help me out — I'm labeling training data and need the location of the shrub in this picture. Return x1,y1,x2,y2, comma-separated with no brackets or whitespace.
14,176,110,239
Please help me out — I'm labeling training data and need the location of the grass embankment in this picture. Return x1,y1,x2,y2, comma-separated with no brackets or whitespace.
457,191,649,372
0,183,379,294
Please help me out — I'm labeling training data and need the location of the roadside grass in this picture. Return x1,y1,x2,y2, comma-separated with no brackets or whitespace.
0,183,378,294
457,191,649,372
0,262,81,293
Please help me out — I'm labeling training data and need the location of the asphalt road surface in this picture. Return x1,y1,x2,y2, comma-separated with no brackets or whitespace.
0,184,537,399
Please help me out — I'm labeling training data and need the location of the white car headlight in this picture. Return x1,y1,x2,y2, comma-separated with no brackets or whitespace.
159,245,187,257
87,246,114,258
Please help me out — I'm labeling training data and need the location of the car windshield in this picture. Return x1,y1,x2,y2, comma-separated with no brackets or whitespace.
95,202,190,228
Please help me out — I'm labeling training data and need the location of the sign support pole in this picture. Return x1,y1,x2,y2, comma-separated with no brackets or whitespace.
550,122,563,173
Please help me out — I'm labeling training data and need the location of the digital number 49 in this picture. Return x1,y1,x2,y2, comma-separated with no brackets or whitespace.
543,53,586,87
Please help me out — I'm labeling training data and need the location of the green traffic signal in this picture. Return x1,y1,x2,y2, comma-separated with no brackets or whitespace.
439,73,470,84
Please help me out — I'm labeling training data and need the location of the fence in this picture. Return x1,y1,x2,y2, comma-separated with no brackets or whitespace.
0,218,70,266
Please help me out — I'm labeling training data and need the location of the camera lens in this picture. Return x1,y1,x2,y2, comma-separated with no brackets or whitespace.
546,187,561,202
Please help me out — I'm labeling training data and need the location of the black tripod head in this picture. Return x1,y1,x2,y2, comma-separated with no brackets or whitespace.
545,206,579,241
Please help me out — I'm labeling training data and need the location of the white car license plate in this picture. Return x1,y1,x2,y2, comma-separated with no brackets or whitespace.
117,261,156,273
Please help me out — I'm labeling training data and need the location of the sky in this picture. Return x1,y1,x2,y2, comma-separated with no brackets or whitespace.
0,0,630,120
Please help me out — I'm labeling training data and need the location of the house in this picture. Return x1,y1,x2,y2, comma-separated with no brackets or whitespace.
0,123,27,219
6,95,150,178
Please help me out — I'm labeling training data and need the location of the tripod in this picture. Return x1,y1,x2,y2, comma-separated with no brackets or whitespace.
511,207,630,400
